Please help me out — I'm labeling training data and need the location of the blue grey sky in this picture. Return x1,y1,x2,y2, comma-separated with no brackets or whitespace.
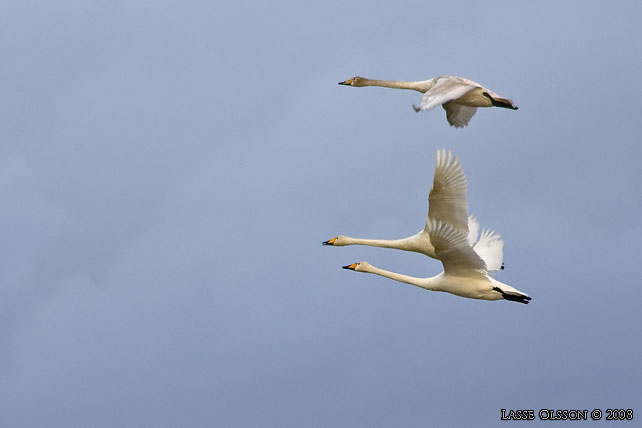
1,1,640,427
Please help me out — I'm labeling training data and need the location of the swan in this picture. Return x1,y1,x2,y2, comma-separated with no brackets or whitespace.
323,150,504,271
338,75,518,128
342,218,531,304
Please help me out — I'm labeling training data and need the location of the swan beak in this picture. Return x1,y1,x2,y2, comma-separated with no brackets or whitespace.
338,79,352,86
322,238,337,246
342,263,358,270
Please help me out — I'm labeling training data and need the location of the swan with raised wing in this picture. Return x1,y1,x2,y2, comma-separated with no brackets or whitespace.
323,150,504,271
343,218,530,304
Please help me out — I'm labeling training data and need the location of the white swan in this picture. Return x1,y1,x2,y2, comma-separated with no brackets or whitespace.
343,218,531,304
323,150,504,271
338,75,518,128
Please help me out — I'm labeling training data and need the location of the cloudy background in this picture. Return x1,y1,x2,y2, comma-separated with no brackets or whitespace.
1,1,640,426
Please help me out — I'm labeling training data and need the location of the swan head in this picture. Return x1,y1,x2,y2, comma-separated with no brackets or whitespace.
342,261,371,272
338,76,366,87
321,236,348,246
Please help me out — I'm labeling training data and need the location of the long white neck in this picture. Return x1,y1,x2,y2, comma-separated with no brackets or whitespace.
339,234,430,255
363,264,441,291
359,78,434,93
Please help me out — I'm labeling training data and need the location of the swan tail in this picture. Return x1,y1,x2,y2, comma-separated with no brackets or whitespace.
484,93,518,110
492,287,531,304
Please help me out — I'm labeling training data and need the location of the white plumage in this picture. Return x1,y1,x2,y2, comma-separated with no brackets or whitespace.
326,150,530,303
343,218,529,304
323,150,503,272
339,75,518,128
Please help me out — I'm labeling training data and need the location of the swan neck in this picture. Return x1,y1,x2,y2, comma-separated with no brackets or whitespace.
342,236,419,252
366,265,439,291
360,78,430,92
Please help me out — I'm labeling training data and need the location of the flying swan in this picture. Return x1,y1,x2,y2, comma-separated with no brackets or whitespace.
342,218,531,303
338,75,518,128
323,150,504,272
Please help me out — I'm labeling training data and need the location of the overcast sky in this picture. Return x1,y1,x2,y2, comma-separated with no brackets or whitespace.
1,1,640,427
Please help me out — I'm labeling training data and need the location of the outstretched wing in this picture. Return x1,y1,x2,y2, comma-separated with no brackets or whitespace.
426,218,487,279
473,228,504,272
442,103,477,128
414,76,477,112
427,150,469,236
466,216,480,246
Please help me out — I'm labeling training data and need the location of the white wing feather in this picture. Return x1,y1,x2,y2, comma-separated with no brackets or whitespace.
414,76,477,112
442,103,477,128
426,218,487,279
427,150,469,236
466,216,480,246
472,229,504,272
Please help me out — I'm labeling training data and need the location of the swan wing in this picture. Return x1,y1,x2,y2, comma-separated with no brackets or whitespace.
466,215,480,246
426,218,487,279
427,150,469,236
415,76,477,112
442,103,477,128
473,228,504,272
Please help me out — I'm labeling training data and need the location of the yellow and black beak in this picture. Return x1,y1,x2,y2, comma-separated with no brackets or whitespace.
342,263,358,270
338,78,352,86
322,238,337,246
